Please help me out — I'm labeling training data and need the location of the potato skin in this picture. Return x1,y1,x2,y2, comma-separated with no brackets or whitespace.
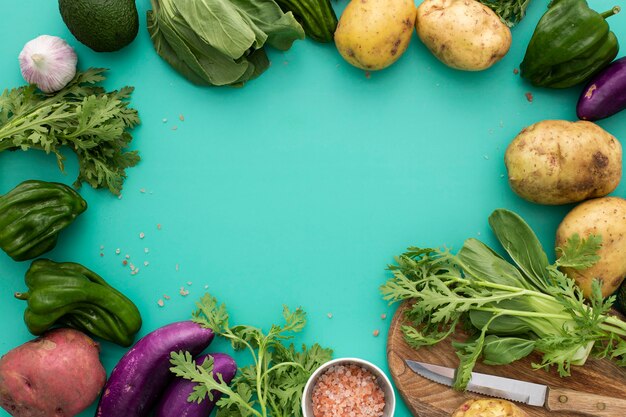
415,0,511,71
452,399,528,417
556,197,626,298
505,120,622,205
0,328,106,417
334,0,416,70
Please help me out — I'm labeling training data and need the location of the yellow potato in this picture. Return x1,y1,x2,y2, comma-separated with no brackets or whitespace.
556,197,626,298
334,0,416,70
415,0,511,71
505,120,622,205
452,399,528,417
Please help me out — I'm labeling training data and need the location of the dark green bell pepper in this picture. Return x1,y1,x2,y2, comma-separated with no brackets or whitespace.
15,259,142,347
520,0,620,88
0,180,87,261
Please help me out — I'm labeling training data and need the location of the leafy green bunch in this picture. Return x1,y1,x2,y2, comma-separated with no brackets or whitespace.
170,293,333,417
147,0,305,87
381,209,626,390
0,68,140,195
479,0,532,27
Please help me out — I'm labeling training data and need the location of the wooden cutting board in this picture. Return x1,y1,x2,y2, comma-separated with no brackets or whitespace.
387,301,626,416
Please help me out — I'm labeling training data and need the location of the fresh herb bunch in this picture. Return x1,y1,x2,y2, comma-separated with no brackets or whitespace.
381,209,626,390
479,0,532,27
0,68,140,195
170,293,333,417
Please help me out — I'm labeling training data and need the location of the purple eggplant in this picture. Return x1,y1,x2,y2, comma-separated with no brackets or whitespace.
155,352,237,417
577,57,626,121
95,321,214,417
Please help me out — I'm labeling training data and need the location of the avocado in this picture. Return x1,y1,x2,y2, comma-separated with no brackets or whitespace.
58,0,139,52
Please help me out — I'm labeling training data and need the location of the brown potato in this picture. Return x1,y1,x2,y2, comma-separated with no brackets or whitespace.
505,120,622,205
334,0,416,71
556,197,626,298
415,0,511,71
452,399,528,417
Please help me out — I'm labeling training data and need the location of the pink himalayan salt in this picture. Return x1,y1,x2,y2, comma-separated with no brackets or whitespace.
311,364,385,417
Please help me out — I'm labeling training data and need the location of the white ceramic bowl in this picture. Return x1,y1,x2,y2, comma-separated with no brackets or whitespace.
301,357,396,417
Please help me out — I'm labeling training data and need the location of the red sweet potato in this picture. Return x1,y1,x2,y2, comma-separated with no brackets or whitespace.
0,328,106,417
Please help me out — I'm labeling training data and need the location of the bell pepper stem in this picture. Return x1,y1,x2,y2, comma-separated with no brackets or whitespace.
600,6,620,19
14,292,29,300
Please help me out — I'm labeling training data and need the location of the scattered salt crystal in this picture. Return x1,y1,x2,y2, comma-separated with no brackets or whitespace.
163,294,171,300
100,245,104,250
179,287,189,296
172,126,178,131
175,263,179,272
144,261,149,267
144,248,149,253
327,313,333,319
381,314,387,320
204,285,209,289
139,232,145,239
125,254,130,259
179,114,185,121
115,248,121,255
187,281,192,286
162,118,168,123
373,329,380,337
157,299,164,307
140,188,146,193
157,224,162,230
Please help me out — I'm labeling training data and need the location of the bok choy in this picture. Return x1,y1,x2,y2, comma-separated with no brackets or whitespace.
381,209,626,390
147,0,305,87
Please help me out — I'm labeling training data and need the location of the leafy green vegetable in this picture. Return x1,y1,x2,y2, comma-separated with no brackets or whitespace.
170,293,333,417
0,68,139,195
479,0,532,27
381,208,626,390
147,0,304,87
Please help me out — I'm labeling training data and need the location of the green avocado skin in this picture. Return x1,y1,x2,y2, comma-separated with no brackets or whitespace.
58,0,139,52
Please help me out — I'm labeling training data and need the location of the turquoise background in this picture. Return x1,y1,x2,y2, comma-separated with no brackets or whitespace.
1,1,625,416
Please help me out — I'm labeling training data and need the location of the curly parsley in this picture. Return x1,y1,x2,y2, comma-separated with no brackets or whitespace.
0,68,140,195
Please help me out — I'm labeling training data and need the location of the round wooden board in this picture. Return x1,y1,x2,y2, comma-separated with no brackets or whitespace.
387,301,626,416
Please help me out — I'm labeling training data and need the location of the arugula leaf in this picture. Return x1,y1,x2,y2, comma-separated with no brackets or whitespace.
0,69,140,195
174,293,332,417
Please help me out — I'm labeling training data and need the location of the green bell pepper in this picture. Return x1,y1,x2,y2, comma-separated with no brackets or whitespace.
15,259,142,347
520,0,620,88
0,180,87,261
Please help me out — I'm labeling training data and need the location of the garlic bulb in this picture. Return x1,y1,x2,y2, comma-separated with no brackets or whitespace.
19,35,78,93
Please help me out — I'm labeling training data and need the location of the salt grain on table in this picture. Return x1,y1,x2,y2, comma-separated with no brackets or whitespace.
311,364,385,417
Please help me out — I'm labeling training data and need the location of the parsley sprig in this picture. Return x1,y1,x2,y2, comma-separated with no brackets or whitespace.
170,293,333,417
0,68,140,195
381,209,626,390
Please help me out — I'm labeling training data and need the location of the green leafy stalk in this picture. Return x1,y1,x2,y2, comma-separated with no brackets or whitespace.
170,293,333,417
0,68,140,195
381,209,626,390
478,0,532,27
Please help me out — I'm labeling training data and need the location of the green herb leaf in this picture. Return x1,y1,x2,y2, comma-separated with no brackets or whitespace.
0,69,140,195
555,234,602,270
478,0,532,27
179,293,333,417
482,335,536,365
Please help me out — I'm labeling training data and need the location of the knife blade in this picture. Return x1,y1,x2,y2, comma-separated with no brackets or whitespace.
404,359,626,417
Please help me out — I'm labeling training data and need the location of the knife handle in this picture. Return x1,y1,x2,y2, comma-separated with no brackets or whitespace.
546,388,626,416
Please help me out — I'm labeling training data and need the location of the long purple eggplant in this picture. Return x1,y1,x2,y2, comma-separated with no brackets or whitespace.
155,353,237,417
577,57,626,121
95,321,214,417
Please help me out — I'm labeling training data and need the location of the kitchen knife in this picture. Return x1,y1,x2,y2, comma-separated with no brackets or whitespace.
405,359,626,417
